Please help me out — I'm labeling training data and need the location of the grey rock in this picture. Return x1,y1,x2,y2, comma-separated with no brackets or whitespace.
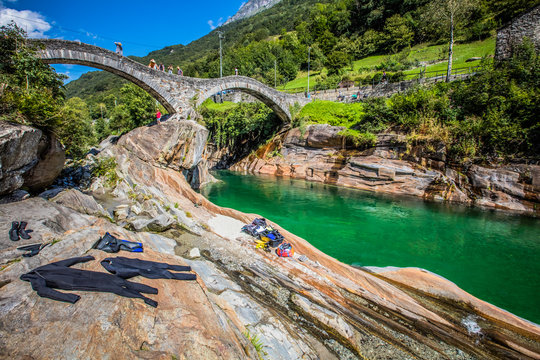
23,132,65,192
0,190,30,204
0,122,42,195
189,247,201,258
50,189,109,218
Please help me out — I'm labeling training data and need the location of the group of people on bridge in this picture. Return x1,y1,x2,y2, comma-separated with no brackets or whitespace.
148,59,183,76
114,41,184,76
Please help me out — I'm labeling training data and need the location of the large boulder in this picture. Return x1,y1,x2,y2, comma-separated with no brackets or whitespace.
284,124,345,148
0,122,65,196
118,116,208,171
23,132,66,192
117,116,214,188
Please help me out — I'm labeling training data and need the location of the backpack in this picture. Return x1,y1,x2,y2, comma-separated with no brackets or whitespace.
276,242,294,257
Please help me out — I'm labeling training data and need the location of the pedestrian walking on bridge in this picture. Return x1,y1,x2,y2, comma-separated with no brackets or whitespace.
114,42,123,56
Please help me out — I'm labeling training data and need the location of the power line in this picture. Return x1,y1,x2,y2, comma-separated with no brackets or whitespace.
2,12,158,49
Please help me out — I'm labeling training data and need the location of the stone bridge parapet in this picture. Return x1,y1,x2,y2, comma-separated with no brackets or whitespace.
31,39,308,122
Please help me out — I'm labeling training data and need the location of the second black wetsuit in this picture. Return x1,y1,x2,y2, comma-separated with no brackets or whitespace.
101,257,196,280
20,256,158,307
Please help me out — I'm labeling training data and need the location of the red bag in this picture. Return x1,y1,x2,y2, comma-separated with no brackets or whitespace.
276,242,294,257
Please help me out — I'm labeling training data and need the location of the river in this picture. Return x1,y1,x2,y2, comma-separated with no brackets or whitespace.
200,170,540,324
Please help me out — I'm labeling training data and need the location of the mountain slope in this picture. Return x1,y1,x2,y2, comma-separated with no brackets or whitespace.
224,0,282,25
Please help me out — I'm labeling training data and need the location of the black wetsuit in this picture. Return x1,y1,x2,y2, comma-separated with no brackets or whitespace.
20,256,158,307
101,257,196,281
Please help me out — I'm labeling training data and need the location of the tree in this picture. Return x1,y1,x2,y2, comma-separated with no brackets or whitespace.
425,0,478,82
0,23,66,129
325,51,350,75
58,97,96,158
384,15,414,53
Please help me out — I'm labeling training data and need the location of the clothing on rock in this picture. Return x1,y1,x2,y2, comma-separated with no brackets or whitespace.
20,256,159,307
101,256,196,280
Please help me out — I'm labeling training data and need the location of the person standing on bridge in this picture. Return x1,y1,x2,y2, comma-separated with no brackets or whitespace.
177,66,183,76
168,65,173,74
114,42,123,56
235,67,238,76
149,59,156,69
156,109,162,125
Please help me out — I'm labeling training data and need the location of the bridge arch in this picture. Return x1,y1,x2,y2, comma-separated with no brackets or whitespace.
195,76,303,122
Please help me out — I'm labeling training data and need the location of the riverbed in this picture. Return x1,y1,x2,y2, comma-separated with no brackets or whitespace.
200,170,540,324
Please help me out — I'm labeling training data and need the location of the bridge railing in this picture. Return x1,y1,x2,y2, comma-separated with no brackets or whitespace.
280,65,482,95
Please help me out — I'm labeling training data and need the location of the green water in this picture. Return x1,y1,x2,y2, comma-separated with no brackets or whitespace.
200,171,540,324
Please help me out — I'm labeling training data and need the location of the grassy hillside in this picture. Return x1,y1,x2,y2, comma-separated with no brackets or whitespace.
280,37,496,91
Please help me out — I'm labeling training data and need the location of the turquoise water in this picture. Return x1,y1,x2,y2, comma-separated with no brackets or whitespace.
200,171,540,324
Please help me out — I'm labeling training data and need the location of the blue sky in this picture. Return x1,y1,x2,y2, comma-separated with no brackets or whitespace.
0,0,247,82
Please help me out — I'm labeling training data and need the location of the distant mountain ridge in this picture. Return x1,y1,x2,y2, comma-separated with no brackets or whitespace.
224,0,282,25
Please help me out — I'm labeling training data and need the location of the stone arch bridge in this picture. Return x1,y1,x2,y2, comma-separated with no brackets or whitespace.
32,39,309,122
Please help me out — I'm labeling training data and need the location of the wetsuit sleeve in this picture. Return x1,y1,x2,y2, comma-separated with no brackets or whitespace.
168,272,197,281
49,256,95,268
22,274,80,304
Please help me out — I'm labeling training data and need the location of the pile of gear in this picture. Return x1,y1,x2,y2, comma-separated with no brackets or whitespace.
17,231,197,307
241,218,294,257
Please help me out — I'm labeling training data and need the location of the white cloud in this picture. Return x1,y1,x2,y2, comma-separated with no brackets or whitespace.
208,17,224,30
0,7,51,38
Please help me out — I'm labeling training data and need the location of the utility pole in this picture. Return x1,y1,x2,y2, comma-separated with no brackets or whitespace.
307,47,311,96
217,30,224,103
217,31,224,78
274,59,277,88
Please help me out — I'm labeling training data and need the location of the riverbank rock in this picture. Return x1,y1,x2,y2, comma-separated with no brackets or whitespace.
0,122,65,196
1,120,539,359
116,115,215,189
229,125,540,215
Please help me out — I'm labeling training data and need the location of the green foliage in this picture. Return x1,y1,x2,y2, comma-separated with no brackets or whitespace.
384,14,414,53
325,51,350,75
298,100,364,127
92,156,120,187
200,100,281,151
294,41,539,161
0,23,66,130
58,97,96,158
108,83,157,134
243,328,268,360
338,128,377,148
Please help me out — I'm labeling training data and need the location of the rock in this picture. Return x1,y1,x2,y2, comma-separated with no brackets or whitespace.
113,204,130,221
0,189,30,204
38,187,65,200
0,201,251,360
229,125,540,214
97,135,120,152
117,116,207,171
469,165,525,198
1,122,539,359
0,122,42,195
189,247,201,258
50,189,109,218
23,132,65,192
305,124,346,148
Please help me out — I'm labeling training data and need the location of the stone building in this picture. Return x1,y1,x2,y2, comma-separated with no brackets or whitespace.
495,5,540,60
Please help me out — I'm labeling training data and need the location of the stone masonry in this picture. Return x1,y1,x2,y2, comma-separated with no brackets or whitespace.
495,5,540,60
32,39,309,122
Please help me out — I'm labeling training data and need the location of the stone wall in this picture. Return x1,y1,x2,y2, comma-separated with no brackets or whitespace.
495,5,540,60
310,72,475,102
